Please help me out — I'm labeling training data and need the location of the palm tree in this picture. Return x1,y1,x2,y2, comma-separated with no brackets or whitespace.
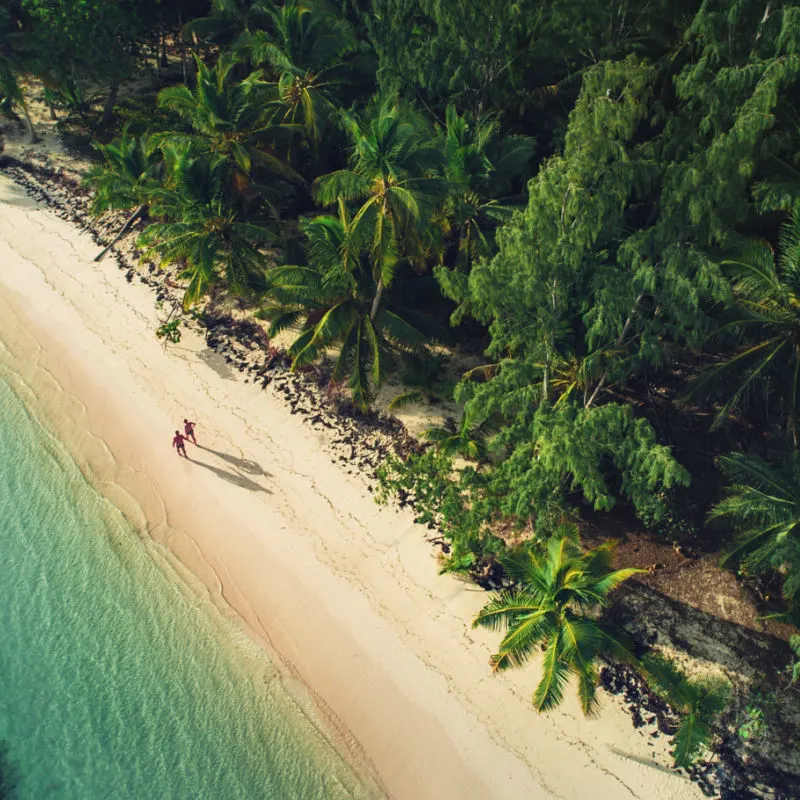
438,105,534,268
709,452,800,604
473,530,642,714
313,93,444,320
261,201,443,408
243,0,356,147
182,0,276,49
85,132,162,261
0,7,37,142
689,209,800,445
138,149,273,309
155,53,302,199
433,106,534,320
423,414,489,461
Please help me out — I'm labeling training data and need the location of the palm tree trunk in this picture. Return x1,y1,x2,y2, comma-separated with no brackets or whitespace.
181,20,191,86
99,83,119,128
20,103,38,143
94,203,146,262
370,278,384,321
160,29,169,69
790,347,800,448
543,359,549,400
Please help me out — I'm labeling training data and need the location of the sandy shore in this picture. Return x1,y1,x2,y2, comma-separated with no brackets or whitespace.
0,173,704,800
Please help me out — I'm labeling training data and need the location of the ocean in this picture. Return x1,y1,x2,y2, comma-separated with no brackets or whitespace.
0,368,372,800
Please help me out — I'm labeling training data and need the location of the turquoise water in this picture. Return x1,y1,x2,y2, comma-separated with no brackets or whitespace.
0,372,371,800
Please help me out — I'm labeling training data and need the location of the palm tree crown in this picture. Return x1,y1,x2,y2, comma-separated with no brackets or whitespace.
86,133,159,215
438,104,534,268
709,451,800,604
473,530,642,715
244,0,356,145
691,209,800,445
139,147,273,308
155,53,301,193
85,131,166,261
261,200,442,408
434,105,534,320
182,0,276,49
313,93,444,308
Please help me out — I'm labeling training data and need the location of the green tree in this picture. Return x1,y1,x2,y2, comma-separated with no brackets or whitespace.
434,104,534,322
473,530,642,714
359,0,682,126
155,53,302,202
690,210,800,446
244,0,357,146
138,148,274,308
442,6,800,529
23,0,161,127
261,201,443,407
709,452,800,607
313,93,444,319
183,0,276,49
376,447,505,575
85,132,162,260
0,5,37,141
457,368,690,526
422,413,489,461
466,2,800,406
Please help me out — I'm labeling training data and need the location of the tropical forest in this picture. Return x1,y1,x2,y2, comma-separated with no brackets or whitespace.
2,0,800,795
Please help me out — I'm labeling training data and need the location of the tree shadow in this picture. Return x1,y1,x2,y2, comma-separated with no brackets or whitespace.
188,456,271,493
607,746,680,776
611,583,793,681
194,445,271,477
195,348,237,381
606,584,800,796
0,191,38,209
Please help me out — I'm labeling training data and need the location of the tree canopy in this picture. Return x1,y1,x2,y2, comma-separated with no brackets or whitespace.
7,0,800,774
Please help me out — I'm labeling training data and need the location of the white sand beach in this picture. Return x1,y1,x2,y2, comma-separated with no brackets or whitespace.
0,173,704,799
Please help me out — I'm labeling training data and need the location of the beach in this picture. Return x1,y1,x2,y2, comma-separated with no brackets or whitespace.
0,172,704,799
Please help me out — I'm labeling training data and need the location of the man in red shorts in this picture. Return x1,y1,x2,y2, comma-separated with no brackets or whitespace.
172,430,189,458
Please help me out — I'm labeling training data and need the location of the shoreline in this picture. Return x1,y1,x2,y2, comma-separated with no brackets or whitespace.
0,171,703,799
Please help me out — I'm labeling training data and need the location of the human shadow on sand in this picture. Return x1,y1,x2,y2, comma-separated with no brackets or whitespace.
194,445,271,477
188,456,271,493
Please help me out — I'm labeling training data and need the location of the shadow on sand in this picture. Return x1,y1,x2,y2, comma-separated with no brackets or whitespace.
194,349,237,381
186,456,271,493
608,747,681,776
193,444,271,477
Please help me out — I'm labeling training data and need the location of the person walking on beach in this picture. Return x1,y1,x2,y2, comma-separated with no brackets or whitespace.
173,430,189,458
184,418,197,445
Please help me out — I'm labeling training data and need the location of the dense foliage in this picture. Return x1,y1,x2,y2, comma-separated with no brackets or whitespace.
4,0,800,769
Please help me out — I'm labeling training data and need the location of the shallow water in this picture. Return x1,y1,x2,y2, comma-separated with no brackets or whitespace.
0,370,370,799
